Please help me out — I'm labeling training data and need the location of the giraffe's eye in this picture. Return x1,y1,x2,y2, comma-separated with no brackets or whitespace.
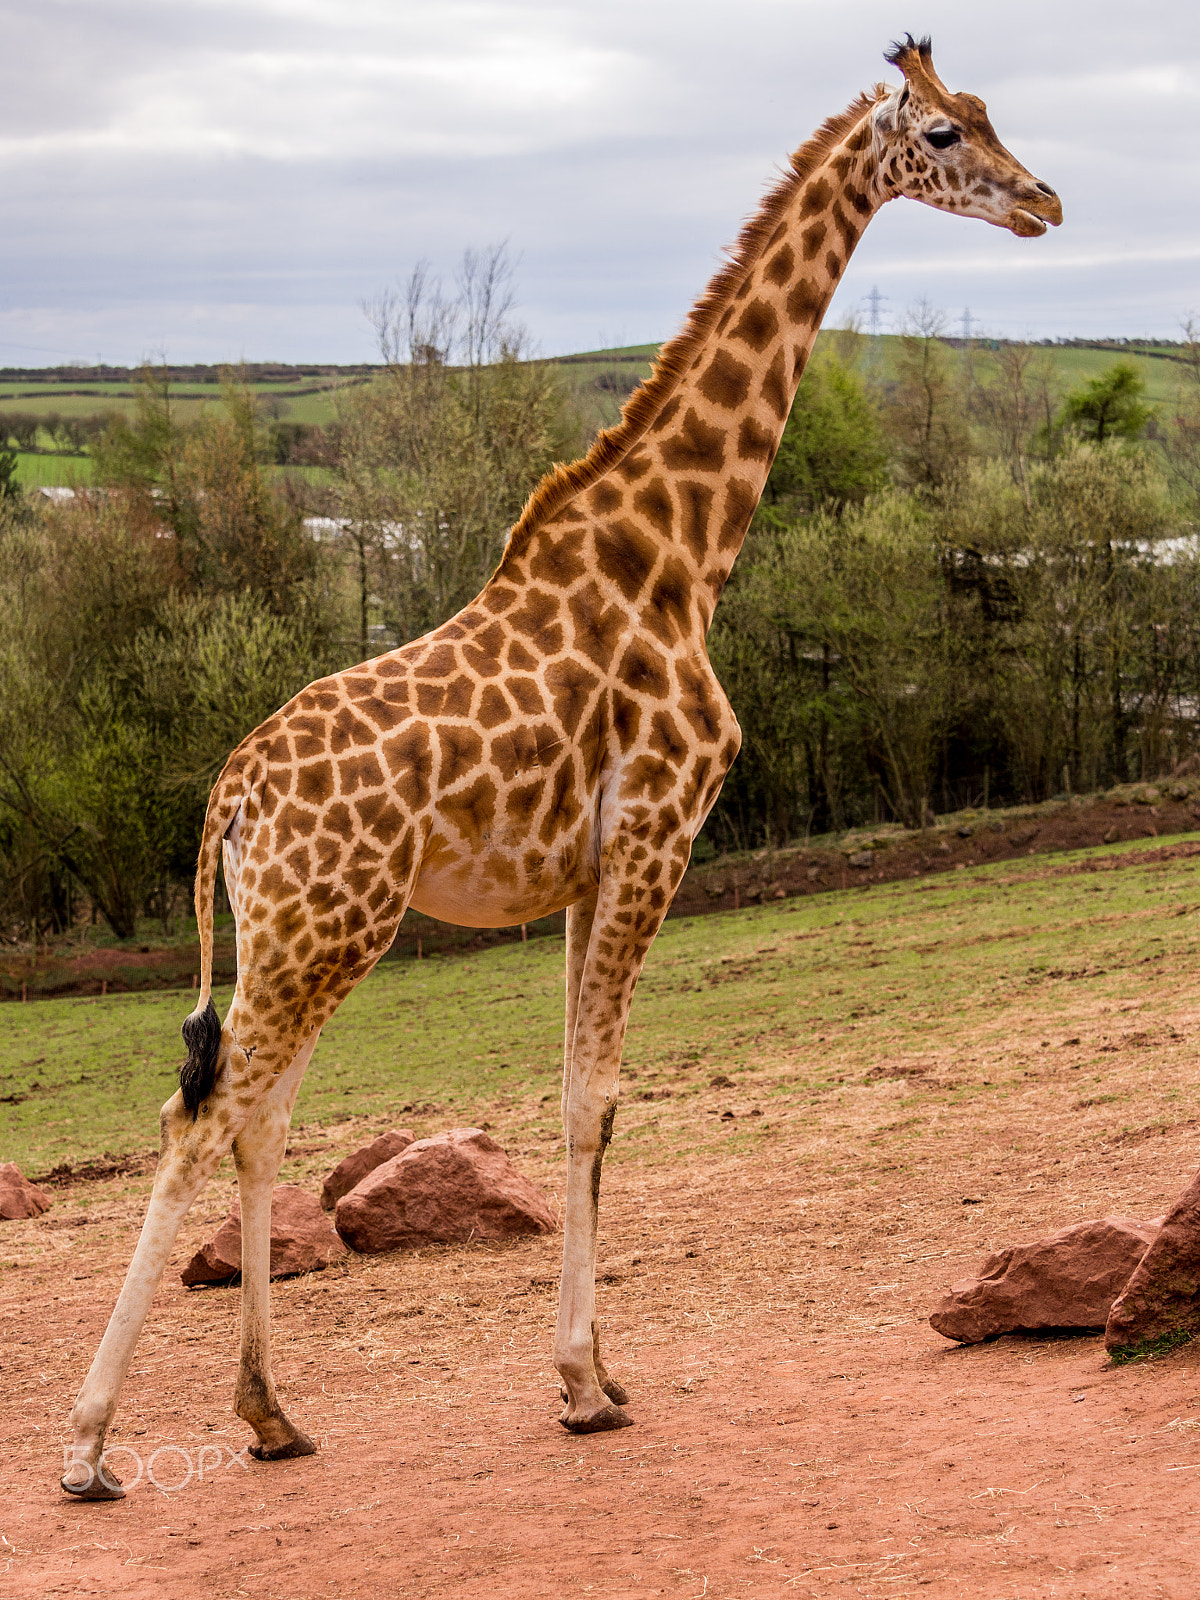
926,126,961,151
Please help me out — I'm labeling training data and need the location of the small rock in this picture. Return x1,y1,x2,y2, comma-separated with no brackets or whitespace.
0,1162,51,1220
320,1128,415,1210
1170,782,1190,802
847,851,874,869
1134,786,1161,806
334,1128,555,1254
989,819,1004,833
806,867,820,881
1107,1167,1200,1356
937,842,951,855
957,824,974,838
929,1217,1159,1344
180,1185,347,1286
1103,826,1119,844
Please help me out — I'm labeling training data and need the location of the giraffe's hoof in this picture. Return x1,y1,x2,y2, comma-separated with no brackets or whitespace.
248,1429,317,1461
60,1464,126,1501
559,1402,634,1434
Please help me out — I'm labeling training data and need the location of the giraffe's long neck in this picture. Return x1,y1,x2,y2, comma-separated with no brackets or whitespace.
498,96,885,640
635,110,882,619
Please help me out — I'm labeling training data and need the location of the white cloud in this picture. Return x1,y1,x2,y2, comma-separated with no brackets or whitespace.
0,0,1197,362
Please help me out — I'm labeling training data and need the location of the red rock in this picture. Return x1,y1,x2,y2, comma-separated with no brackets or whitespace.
0,1162,51,1220
1107,1167,1200,1355
335,1128,556,1254
320,1128,415,1211
929,1217,1159,1344
180,1185,347,1286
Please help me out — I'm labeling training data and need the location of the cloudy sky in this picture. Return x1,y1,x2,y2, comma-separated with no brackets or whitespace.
1,0,1197,366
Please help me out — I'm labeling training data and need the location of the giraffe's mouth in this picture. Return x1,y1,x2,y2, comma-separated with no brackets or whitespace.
1007,189,1063,238
1008,207,1049,238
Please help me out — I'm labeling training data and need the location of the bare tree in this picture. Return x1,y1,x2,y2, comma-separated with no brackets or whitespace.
882,298,971,487
338,245,577,651
457,242,521,369
363,260,458,369
971,344,1063,508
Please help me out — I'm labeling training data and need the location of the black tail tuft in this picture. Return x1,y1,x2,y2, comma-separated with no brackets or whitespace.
180,998,222,1118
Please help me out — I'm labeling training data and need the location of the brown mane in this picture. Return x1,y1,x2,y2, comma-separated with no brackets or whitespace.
505,87,886,554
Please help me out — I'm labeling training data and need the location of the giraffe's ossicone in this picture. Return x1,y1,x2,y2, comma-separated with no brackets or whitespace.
61,35,1061,1498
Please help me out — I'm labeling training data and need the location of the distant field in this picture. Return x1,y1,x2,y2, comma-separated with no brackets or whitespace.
11,451,93,487
0,375,361,432
2,339,1188,488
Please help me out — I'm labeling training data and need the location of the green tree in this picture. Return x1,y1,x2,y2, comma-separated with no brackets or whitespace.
94,366,337,638
0,449,20,502
710,493,959,840
1059,361,1153,445
756,353,889,523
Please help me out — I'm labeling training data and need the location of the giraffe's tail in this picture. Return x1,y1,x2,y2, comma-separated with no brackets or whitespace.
179,761,253,1117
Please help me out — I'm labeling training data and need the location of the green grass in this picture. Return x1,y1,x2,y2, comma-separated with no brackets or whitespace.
10,452,94,487
2,830,1198,1176
0,379,356,432
1108,1328,1198,1364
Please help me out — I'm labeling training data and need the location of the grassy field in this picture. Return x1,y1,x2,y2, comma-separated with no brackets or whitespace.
3,830,1198,1178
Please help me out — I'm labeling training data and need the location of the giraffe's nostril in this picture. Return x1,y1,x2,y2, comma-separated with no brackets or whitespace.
1035,181,1056,199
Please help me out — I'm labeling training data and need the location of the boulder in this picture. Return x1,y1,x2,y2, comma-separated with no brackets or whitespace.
335,1127,556,1255
1107,1167,1200,1356
0,1162,51,1220
180,1185,347,1286
929,1216,1159,1344
320,1128,415,1211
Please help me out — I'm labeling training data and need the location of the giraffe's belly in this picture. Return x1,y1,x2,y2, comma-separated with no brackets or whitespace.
408,809,600,929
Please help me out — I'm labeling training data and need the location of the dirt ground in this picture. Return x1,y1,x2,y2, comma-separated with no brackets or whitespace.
8,1024,1200,1598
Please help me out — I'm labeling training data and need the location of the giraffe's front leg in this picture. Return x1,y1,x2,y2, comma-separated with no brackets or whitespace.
554,835,677,1432
556,893,630,1423
232,1029,321,1461
556,1090,631,1433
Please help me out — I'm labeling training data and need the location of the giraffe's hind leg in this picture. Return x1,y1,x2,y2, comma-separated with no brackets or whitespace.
232,1027,322,1461
60,1017,288,1499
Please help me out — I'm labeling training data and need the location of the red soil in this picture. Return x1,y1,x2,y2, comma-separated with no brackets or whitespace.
6,1137,1200,1598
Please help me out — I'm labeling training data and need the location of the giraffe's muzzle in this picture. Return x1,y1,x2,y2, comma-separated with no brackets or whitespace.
1009,181,1063,237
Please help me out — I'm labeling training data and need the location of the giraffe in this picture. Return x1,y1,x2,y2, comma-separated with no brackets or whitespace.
61,36,1060,1497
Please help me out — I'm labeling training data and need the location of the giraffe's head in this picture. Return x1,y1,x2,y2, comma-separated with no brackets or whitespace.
872,34,1062,238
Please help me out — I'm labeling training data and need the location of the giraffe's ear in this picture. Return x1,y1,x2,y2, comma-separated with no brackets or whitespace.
873,81,910,137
